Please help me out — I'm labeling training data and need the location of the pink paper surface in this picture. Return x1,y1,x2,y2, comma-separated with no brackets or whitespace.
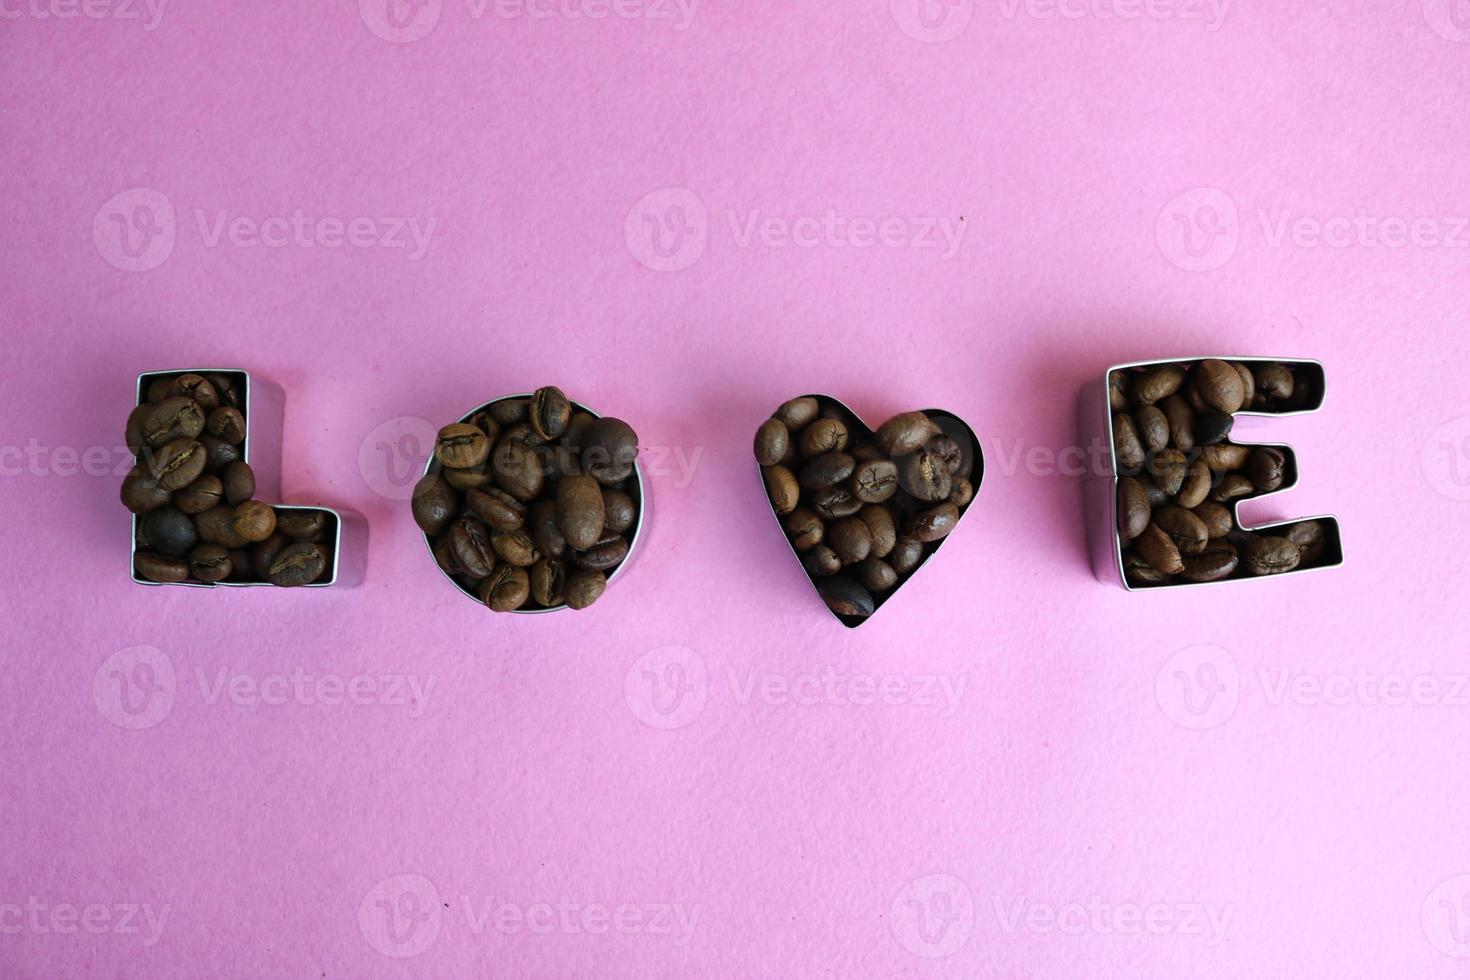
2,2,1469,976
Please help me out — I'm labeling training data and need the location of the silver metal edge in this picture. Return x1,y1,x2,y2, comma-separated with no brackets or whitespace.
129,369,355,589
419,394,647,614
757,394,985,628
1093,357,1343,591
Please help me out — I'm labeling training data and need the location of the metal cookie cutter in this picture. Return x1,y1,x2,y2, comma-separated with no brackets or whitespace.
421,394,647,613
1080,357,1343,590
130,369,366,588
758,395,984,628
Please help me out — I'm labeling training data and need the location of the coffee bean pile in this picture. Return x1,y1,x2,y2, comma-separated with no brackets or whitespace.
755,396,975,623
413,387,640,612
122,372,334,586
1111,359,1332,586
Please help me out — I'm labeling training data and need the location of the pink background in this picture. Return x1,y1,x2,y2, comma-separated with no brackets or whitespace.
3,1,1470,976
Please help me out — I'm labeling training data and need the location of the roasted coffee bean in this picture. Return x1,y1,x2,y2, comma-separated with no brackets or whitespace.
1247,447,1287,493
754,419,790,466
1159,395,1195,452
803,545,842,577
227,548,253,580
444,466,492,492
799,418,848,458
476,564,529,608
223,460,255,505
268,542,327,587
1117,476,1150,542
188,544,232,583
1135,523,1184,575
774,396,820,430
1191,501,1234,539
1176,460,1212,510
121,467,172,514
1200,443,1250,473
800,452,856,490
1138,476,1169,507
1148,449,1189,497
925,436,965,477
580,418,638,484
1211,474,1255,503
412,475,458,536
175,475,224,515
855,557,898,592
170,374,218,411
529,559,567,607
149,437,206,491
493,439,546,501
196,505,249,548
1252,363,1294,401
207,373,241,408
858,505,897,558
437,423,490,469
142,396,206,448
124,404,150,455
827,518,873,564
145,377,173,403
529,386,572,441
851,458,899,503
1230,362,1255,406
818,575,874,619
602,489,636,535
276,509,326,541
500,422,544,446
450,516,496,578
142,506,198,558
949,477,974,508
489,398,528,426
875,412,939,456
135,552,190,583
490,528,539,567
199,435,241,473
1194,359,1246,414
1112,414,1145,471
1132,365,1186,405
1153,506,1209,556
564,569,606,610
252,533,290,580
1195,413,1234,446
1243,536,1301,575
785,508,824,551
529,501,568,559
575,534,628,572
206,407,246,444
468,487,527,531
889,536,924,575
1179,540,1238,583
763,465,801,515
232,500,277,543
1123,550,1171,585
556,474,605,551
1135,405,1169,453
908,502,959,543
811,484,862,521
1109,371,1131,412
896,450,952,503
